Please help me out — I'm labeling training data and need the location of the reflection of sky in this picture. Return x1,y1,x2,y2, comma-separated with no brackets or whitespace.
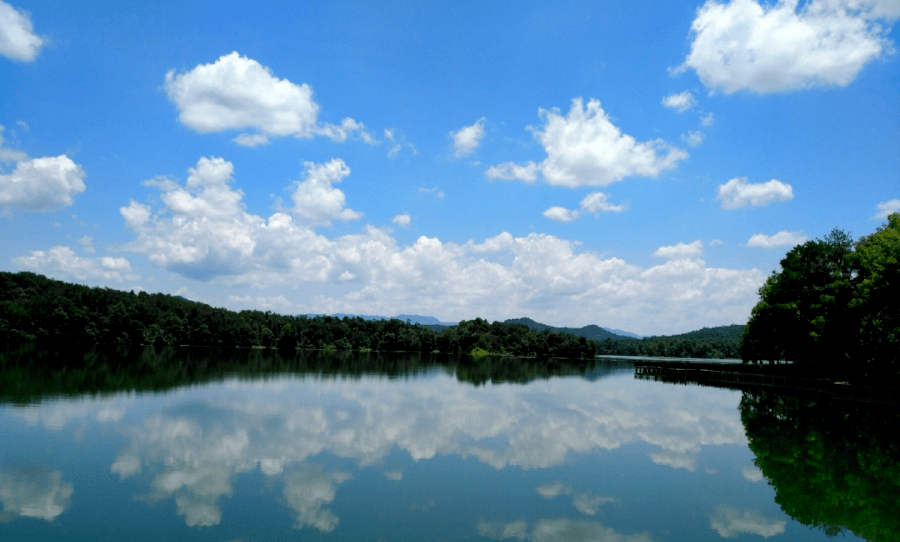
0,466,72,522
0,372,863,540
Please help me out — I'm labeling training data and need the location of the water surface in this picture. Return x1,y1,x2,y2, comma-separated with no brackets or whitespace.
0,351,888,541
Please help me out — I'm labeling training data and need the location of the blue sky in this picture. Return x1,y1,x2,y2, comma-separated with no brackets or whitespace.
1,0,898,335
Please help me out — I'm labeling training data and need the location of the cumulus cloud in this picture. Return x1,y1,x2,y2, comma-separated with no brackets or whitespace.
678,0,899,94
450,117,486,157
0,1,43,61
486,161,539,182
13,245,136,282
478,520,530,541
747,230,808,248
709,506,786,538
489,98,687,187
542,206,580,222
662,91,698,112
717,178,793,209
0,155,86,211
873,198,900,219
391,212,411,227
543,192,626,222
164,52,371,144
290,158,362,226
119,158,764,334
653,240,704,260
0,466,73,522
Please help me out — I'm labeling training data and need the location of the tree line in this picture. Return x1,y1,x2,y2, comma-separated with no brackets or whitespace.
595,324,745,359
0,271,595,359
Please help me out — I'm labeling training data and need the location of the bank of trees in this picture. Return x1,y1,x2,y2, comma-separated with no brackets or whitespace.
0,272,595,359
741,213,899,378
595,324,744,359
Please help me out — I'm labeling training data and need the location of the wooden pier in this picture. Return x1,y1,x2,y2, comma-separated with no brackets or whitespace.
634,360,900,405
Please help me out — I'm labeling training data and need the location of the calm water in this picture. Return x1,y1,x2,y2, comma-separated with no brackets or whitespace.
0,349,894,541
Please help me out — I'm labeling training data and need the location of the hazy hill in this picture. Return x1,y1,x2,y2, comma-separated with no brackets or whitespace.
503,317,636,342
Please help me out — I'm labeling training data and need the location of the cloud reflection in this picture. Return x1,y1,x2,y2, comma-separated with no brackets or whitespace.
7,372,745,529
709,506,785,539
0,466,73,522
479,518,654,542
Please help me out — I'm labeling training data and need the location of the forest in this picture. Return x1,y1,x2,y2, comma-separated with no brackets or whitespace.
0,271,595,359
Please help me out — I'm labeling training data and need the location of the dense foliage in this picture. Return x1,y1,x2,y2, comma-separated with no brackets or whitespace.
741,390,900,541
595,324,745,359
742,213,899,378
0,272,595,359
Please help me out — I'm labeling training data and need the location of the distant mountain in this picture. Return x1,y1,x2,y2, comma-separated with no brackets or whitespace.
602,327,642,339
306,313,456,326
503,317,636,342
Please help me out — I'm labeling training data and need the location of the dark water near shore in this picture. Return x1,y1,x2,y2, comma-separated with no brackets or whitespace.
0,347,895,541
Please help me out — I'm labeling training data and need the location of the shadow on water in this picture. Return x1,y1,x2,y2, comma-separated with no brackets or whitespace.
0,342,634,403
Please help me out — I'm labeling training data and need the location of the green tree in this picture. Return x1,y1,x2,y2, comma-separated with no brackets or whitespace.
742,215,899,378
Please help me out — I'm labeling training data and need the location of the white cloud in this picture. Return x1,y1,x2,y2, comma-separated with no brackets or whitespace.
489,98,687,188
290,158,362,226
164,52,370,144
120,158,765,334
543,206,580,222
682,130,704,147
0,124,27,163
662,91,698,112
0,466,73,521
486,161,540,182
0,155,86,211
653,240,704,260
384,469,403,481
747,230,808,248
479,519,653,542
717,178,793,209
678,0,899,94
580,192,626,214
418,186,445,199
0,1,43,61
544,192,625,222
391,212,411,227
78,235,95,253
450,117,486,157
873,198,900,219
709,506,786,538
13,245,136,282
233,133,270,147
709,239,724,247
701,113,715,126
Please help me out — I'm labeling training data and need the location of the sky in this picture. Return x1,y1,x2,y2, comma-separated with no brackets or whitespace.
1,0,898,335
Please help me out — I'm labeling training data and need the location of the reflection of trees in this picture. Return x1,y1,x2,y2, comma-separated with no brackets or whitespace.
740,390,900,541
0,343,625,402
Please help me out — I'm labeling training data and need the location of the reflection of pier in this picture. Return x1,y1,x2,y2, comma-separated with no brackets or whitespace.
634,360,899,405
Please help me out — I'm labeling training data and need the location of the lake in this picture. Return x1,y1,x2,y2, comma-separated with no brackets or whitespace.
0,348,895,541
